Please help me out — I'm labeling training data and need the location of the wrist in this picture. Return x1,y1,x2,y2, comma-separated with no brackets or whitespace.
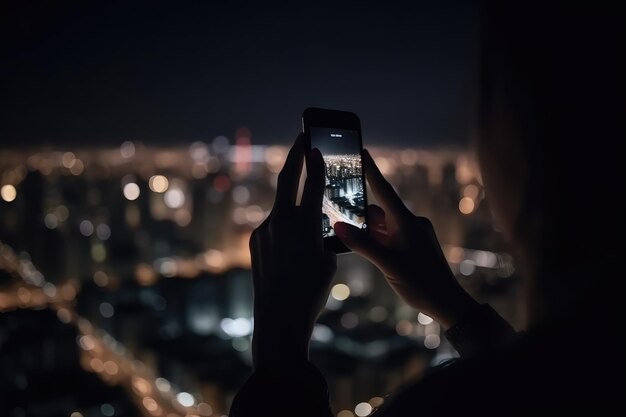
252,324,311,370
444,303,516,357
433,288,480,330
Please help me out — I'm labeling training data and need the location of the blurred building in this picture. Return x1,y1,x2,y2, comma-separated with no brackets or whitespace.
0,139,517,416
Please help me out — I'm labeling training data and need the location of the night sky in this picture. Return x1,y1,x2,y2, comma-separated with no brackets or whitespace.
1,1,477,148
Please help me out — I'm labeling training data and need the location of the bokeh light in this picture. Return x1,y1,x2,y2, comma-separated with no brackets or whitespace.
120,141,136,159
458,197,475,214
1,184,17,202
176,392,195,407
424,334,441,349
355,402,373,416
44,213,59,229
417,312,433,325
99,302,115,318
369,397,384,408
331,283,350,301
96,224,111,240
123,183,141,200
396,320,414,336
149,175,169,193
164,188,185,209
100,404,115,417
460,259,476,276
80,220,94,237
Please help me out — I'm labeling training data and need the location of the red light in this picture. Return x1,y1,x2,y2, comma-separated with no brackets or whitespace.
214,175,231,192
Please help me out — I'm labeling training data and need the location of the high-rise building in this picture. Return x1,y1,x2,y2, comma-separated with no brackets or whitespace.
322,213,331,232
345,177,363,196
325,183,342,199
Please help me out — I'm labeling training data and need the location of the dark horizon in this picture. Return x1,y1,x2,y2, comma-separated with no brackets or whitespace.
0,1,477,149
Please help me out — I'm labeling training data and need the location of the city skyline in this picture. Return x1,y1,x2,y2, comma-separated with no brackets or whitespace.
321,153,366,236
0,140,514,416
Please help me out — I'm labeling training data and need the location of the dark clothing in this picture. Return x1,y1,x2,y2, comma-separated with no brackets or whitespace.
231,305,622,416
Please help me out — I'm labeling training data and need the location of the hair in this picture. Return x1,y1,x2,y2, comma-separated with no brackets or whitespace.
479,3,623,322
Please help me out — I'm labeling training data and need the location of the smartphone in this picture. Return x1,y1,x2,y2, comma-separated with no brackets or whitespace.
302,107,368,253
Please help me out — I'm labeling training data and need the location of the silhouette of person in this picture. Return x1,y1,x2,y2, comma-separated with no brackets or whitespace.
230,4,623,416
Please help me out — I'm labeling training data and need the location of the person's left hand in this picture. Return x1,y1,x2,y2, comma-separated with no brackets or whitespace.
250,133,337,369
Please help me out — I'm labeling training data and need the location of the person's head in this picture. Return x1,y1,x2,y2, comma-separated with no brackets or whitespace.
476,3,621,326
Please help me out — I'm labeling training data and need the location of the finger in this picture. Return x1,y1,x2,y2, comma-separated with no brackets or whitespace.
367,204,389,243
334,222,398,274
363,149,411,219
367,204,386,229
258,208,272,230
249,209,273,284
414,216,447,259
274,133,305,211
249,226,268,289
369,227,389,246
301,148,325,213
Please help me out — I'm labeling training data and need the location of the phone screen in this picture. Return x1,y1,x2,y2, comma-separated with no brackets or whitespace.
310,127,367,237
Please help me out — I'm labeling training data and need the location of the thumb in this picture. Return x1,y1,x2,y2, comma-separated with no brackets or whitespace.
334,222,397,273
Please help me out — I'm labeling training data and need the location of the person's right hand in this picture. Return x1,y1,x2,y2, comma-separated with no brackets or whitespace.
334,150,478,329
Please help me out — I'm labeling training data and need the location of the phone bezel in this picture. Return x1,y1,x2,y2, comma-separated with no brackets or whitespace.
302,107,369,254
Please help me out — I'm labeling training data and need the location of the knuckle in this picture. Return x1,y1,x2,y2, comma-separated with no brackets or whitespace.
269,210,283,224
249,221,270,247
249,229,260,248
415,216,433,229
276,168,290,186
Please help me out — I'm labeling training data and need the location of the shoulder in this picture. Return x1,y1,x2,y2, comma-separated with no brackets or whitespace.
375,329,623,416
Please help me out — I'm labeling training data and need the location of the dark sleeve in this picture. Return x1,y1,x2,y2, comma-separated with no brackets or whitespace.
444,303,517,357
230,361,333,417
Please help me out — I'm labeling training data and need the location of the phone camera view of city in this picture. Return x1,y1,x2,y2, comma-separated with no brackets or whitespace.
311,128,367,237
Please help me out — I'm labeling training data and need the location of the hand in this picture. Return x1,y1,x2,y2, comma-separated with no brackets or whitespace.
334,150,477,329
250,133,337,368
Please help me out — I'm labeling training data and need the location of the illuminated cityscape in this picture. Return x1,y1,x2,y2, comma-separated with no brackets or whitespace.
3,0,619,414
0,137,518,416
322,154,365,235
